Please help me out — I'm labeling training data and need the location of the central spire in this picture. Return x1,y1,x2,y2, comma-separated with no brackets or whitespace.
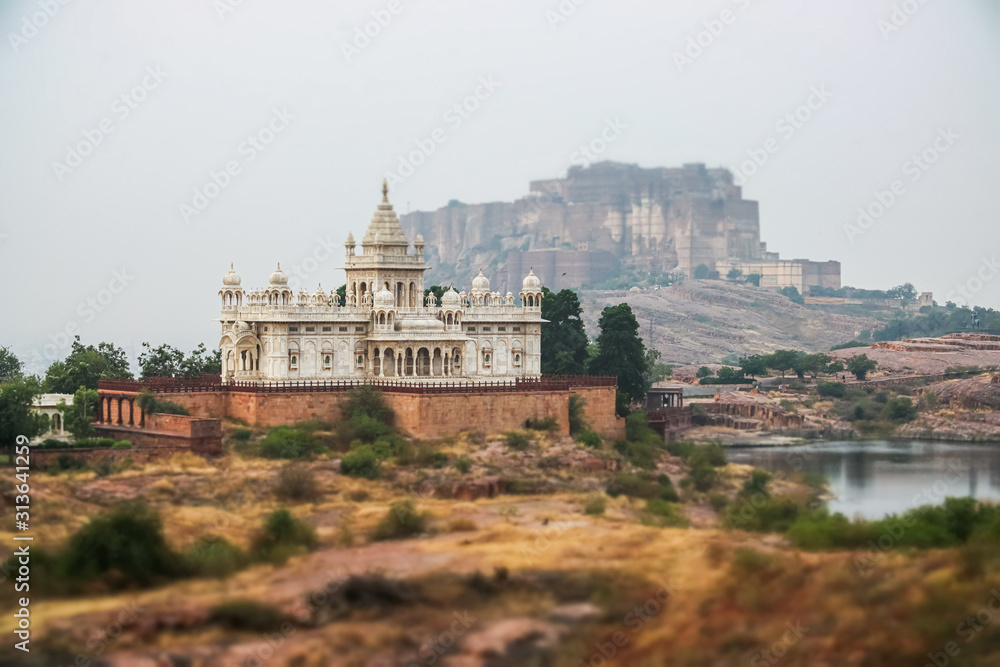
362,179,409,248
382,179,389,202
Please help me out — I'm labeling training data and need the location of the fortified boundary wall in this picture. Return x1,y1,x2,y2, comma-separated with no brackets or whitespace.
98,377,625,441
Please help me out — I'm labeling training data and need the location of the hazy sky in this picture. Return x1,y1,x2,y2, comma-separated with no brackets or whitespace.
1,0,997,374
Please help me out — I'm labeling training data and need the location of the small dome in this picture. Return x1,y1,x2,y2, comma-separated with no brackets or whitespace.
235,320,250,331
374,287,395,308
441,288,461,306
269,263,288,286
506,291,514,298
346,232,355,245
522,268,542,291
472,269,490,292
415,233,425,245
222,263,241,286
314,283,325,295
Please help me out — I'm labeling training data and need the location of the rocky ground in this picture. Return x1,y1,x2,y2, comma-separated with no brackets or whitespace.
580,280,882,366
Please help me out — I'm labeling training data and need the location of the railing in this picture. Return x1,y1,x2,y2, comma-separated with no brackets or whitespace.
99,375,617,395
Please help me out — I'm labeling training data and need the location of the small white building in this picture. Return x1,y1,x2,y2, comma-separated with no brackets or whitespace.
31,393,73,440
218,183,546,383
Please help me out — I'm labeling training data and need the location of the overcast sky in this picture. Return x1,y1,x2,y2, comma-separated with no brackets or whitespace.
1,0,997,374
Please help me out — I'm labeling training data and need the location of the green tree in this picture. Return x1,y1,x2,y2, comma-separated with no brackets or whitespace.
693,264,711,280
44,338,132,393
140,343,220,378
726,268,743,281
423,285,447,303
0,377,49,454
846,354,878,380
739,355,768,379
589,303,648,412
58,387,100,439
540,288,589,375
696,366,714,379
779,286,805,305
745,274,762,287
0,346,23,382
765,350,802,379
643,349,672,388
792,353,832,379
336,284,347,303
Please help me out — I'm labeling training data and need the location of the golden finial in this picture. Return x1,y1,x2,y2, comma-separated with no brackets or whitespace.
382,179,389,202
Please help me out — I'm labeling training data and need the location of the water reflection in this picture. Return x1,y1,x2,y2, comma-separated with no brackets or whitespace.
727,441,1000,519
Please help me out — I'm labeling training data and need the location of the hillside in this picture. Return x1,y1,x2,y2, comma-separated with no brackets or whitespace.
580,280,881,366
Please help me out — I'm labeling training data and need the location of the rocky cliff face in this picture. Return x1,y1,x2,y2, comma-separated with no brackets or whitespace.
400,161,764,292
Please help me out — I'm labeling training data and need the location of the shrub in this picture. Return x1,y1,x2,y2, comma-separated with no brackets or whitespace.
687,463,717,492
584,496,606,515
186,536,248,578
447,518,477,532
60,504,179,587
568,394,588,435
576,430,602,448
882,396,917,422
504,432,532,451
252,509,317,563
208,600,288,633
342,386,393,424
725,495,805,533
645,499,688,527
709,493,729,512
258,426,322,459
112,440,132,449
525,416,559,432
614,439,657,469
658,474,680,502
349,413,391,442
231,427,253,442
276,462,320,502
454,456,472,474
606,472,662,500
817,381,847,398
340,445,381,480
742,469,772,498
136,390,189,416
372,500,427,541
688,443,727,468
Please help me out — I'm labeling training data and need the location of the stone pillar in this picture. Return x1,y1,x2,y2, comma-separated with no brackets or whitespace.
116,397,123,425
128,398,135,426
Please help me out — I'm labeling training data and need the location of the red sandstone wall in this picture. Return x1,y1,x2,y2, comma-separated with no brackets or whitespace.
155,386,623,441
571,386,626,441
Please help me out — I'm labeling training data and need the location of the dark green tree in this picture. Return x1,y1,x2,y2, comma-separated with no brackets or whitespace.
0,376,49,453
696,366,714,379
726,268,743,281
58,387,100,439
540,288,589,375
589,303,647,413
336,284,347,303
0,346,23,382
693,264,711,280
44,338,132,393
765,350,803,379
423,285,447,303
792,353,832,379
779,286,805,305
140,342,221,378
846,354,878,380
643,349,672,388
739,355,768,379
745,274,762,287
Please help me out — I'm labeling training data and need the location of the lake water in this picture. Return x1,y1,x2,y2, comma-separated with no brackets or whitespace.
727,440,1000,519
